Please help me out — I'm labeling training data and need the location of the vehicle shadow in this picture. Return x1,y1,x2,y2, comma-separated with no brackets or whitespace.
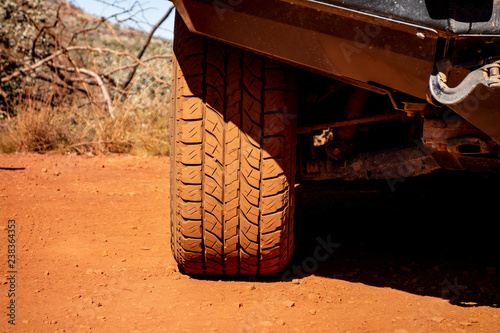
288,170,500,308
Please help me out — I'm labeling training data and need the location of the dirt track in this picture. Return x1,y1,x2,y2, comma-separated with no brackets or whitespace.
1,153,499,332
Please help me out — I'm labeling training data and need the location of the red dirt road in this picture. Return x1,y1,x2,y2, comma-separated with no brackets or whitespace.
1,153,499,332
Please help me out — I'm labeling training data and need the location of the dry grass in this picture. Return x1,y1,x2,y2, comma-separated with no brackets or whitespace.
0,79,170,156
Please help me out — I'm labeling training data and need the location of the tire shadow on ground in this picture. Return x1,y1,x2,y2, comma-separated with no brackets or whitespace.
288,170,500,308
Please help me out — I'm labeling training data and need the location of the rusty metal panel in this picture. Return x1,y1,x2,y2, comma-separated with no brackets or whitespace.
422,117,497,154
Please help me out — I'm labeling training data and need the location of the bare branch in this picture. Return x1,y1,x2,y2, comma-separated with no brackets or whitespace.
1,49,67,83
61,66,115,119
31,5,64,61
1,1,172,116
0,87,8,99
76,68,115,119
103,54,171,77
121,5,174,90
1,46,171,87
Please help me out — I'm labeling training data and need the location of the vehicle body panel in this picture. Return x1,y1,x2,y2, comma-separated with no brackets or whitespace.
172,0,444,99
171,0,500,100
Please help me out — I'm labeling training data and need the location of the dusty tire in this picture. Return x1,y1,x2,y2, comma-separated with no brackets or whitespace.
170,15,297,275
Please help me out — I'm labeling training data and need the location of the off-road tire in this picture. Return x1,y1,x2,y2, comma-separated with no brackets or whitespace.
170,15,297,275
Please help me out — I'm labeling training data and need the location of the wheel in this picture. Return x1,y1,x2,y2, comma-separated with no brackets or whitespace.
170,14,297,276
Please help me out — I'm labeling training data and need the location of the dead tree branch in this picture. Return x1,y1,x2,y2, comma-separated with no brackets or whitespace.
121,5,174,90
1,46,171,86
63,67,115,119
1,1,172,116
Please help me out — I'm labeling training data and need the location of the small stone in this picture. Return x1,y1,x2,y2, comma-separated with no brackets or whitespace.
97,316,106,321
259,321,273,327
53,170,61,176
85,269,93,275
166,265,177,274
292,279,300,284
44,271,50,276
307,293,321,301
459,321,473,326
246,285,256,291
282,300,295,308
431,317,445,323
121,258,127,262
140,246,150,250
42,168,47,173
309,309,317,315
276,319,285,326
82,297,93,304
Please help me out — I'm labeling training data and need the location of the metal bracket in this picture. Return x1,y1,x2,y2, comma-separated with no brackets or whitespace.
429,59,500,105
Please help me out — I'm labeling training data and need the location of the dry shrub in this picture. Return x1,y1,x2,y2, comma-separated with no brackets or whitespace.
0,98,70,153
0,79,170,155
0,0,172,156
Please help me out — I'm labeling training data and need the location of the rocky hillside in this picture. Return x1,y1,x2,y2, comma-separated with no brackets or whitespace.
0,0,172,112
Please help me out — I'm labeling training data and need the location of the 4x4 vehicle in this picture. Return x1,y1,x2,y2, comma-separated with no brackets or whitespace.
169,0,500,276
